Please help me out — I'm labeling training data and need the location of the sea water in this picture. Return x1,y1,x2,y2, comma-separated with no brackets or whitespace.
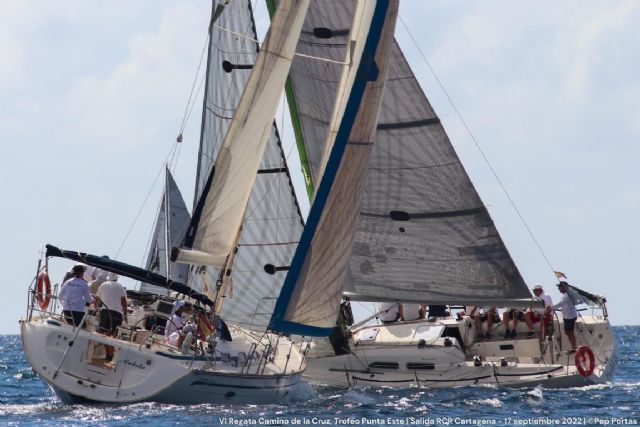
1,326,638,426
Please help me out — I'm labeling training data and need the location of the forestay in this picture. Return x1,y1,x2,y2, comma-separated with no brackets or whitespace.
270,0,400,336
280,3,531,306
142,168,190,295
179,0,306,330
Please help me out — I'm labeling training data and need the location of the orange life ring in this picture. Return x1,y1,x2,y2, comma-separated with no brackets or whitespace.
575,345,595,377
36,272,51,310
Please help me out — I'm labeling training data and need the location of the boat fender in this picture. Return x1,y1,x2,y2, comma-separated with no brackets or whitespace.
181,332,193,355
36,272,52,310
575,345,595,377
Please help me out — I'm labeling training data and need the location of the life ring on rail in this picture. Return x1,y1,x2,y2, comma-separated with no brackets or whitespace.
574,345,595,377
36,272,52,310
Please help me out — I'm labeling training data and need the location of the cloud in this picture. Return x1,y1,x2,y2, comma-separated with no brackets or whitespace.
61,2,209,149
551,1,640,102
0,0,90,89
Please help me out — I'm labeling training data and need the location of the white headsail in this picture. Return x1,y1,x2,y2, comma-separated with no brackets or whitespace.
174,0,309,267
175,0,306,329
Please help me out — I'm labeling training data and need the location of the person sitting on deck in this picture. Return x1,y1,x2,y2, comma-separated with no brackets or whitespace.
164,301,193,348
502,308,536,339
379,303,402,324
525,284,553,339
470,306,499,340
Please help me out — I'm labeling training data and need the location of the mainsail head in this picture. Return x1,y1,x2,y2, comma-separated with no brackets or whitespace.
142,167,190,295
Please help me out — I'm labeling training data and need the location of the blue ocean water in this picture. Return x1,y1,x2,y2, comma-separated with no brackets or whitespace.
1,326,638,426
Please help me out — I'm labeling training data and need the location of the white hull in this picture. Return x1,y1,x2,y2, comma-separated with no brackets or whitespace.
305,315,616,388
20,317,305,404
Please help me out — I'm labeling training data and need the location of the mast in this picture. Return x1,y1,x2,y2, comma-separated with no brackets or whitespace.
163,166,172,280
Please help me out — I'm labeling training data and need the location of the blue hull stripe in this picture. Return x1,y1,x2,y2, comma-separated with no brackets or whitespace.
270,0,390,337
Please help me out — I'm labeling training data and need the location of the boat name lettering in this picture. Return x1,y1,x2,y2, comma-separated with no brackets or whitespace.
121,359,146,370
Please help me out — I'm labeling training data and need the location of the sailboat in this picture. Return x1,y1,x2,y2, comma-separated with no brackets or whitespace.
19,0,318,404
271,1,616,387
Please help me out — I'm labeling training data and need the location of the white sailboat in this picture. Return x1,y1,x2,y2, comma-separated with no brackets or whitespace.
20,0,313,404
267,0,617,387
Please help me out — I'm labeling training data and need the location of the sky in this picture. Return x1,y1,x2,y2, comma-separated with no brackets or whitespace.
1,0,639,334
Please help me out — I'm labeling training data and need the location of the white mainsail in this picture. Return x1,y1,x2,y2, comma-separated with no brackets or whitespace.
270,0,400,336
174,0,309,267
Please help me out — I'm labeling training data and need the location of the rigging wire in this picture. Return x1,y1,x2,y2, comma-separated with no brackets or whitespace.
117,23,213,264
114,155,167,260
397,15,557,277
178,32,211,139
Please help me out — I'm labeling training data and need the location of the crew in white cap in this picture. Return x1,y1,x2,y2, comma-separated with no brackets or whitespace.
524,284,554,339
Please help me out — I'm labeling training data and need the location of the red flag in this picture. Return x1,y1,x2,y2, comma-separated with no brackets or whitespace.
197,313,214,339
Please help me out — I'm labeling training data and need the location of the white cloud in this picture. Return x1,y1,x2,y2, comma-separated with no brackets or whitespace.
62,3,209,148
551,1,640,102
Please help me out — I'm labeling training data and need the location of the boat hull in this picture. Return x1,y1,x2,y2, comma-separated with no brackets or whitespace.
20,317,304,404
305,315,616,389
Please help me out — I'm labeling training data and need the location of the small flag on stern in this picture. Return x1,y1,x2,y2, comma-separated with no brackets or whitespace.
198,313,214,339
554,271,567,279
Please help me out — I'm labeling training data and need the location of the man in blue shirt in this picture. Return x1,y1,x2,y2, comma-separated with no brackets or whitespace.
58,264,92,326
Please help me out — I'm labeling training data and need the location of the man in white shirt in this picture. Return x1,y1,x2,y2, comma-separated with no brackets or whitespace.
58,264,92,326
95,272,128,361
553,281,578,352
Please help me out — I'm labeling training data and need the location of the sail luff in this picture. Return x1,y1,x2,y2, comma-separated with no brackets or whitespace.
174,0,310,267
193,5,218,210
265,0,314,199
163,166,172,280
142,168,191,294
270,0,399,336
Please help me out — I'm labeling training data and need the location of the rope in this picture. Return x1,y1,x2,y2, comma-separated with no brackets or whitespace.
397,15,557,278
178,31,211,139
